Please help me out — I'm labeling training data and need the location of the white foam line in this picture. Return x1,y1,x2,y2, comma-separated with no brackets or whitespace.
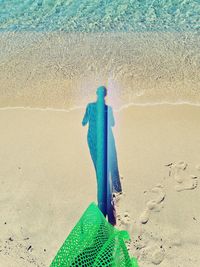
0,106,85,112
0,101,200,113
115,101,200,112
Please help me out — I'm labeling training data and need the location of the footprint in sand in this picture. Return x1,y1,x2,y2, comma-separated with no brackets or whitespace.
169,161,198,192
139,185,165,224
175,175,198,192
195,164,200,171
117,211,132,233
115,190,132,231
139,208,151,225
135,233,165,266
151,248,165,265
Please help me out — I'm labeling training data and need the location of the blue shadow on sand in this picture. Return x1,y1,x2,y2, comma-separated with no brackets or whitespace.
82,86,122,225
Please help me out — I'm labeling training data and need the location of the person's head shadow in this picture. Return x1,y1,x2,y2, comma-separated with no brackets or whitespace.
96,86,107,103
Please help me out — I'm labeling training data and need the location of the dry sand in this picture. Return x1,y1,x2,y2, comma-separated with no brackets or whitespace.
0,104,200,266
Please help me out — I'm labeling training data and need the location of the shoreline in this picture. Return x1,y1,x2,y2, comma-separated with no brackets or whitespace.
1,32,199,108
1,101,200,113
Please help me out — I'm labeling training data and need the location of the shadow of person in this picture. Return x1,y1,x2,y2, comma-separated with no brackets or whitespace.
82,86,122,225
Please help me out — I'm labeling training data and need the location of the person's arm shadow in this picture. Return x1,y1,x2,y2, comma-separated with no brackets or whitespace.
82,104,89,126
108,107,115,128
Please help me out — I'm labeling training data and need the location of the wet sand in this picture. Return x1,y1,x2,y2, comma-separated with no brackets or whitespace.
1,32,200,109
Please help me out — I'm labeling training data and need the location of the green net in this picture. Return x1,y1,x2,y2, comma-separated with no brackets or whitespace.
50,202,139,267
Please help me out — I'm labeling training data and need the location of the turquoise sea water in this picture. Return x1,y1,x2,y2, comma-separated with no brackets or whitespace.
0,1,199,108
0,0,199,32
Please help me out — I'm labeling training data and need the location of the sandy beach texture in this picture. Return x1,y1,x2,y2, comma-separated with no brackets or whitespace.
1,32,200,109
0,104,199,266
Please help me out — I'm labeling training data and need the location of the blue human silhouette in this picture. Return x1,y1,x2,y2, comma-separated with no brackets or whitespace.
82,86,122,225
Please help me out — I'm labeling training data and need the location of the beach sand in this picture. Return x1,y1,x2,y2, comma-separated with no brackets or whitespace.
1,32,200,109
0,104,199,266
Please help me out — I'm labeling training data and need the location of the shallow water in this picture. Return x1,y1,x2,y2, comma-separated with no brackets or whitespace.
0,0,199,32
0,1,199,109
0,31,199,109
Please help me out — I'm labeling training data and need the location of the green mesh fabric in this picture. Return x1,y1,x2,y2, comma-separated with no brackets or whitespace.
50,203,139,267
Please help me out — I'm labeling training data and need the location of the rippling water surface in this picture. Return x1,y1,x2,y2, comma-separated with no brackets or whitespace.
0,1,199,109
0,0,199,32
